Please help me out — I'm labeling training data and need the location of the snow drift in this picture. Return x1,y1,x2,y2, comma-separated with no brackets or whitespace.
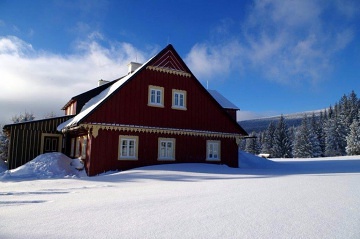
0,153,85,179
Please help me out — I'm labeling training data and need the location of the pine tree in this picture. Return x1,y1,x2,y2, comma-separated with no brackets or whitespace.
245,132,259,155
261,121,276,156
328,105,334,119
309,127,322,158
317,111,326,155
0,127,8,162
346,118,360,155
272,116,292,158
310,113,324,157
293,115,313,158
324,117,344,156
348,91,359,122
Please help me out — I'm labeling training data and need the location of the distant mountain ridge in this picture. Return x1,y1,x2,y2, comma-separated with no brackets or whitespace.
239,110,323,133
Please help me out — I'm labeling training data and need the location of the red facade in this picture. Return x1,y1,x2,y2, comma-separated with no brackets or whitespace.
61,45,247,176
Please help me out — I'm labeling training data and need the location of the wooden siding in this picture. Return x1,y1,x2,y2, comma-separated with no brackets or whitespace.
63,45,246,176
225,109,237,121
3,116,73,169
86,128,238,176
84,68,244,134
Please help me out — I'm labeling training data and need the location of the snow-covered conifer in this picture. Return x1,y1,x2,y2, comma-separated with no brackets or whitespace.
272,116,292,158
324,117,344,156
0,127,9,162
245,132,259,155
261,121,276,156
293,115,313,158
310,113,324,157
346,118,360,155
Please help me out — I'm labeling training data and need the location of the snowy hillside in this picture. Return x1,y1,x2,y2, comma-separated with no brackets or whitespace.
239,110,323,132
1,152,359,238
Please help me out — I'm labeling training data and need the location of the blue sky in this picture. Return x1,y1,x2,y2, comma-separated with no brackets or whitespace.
1,0,359,125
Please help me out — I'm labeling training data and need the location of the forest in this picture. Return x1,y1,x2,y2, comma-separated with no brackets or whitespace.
240,90,360,158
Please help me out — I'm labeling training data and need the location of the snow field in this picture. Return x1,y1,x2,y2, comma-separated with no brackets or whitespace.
1,153,360,238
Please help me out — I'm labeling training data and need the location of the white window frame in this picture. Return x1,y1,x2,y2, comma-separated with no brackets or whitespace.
40,133,62,154
172,89,187,110
148,85,164,107
118,135,139,160
206,140,221,161
158,138,176,161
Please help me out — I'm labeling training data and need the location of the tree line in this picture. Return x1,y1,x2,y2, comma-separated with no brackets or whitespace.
241,91,360,157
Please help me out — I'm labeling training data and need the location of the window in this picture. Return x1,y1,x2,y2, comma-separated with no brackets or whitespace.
206,140,221,161
40,133,62,154
70,138,75,157
148,85,164,107
172,89,187,110
75,137,81,158
158,138,175,160
81,137,87,159
118,135,139,160
65,101,77,115
73,136,87,158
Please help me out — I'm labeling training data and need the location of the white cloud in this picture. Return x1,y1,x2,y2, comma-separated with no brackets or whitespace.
186,0,358,86
237,110,280,121
0,34,151,125
185,41,243,80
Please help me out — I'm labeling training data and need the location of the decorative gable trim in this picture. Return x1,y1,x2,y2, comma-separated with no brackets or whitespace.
146,49,191,77
80,123,243,140
152,50,186,70
146,66,191,77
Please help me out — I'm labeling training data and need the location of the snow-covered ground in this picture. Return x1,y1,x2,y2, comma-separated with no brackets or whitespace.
1,152,359,239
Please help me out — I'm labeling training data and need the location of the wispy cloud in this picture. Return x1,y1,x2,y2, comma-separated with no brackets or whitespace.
0,33,152,124
186,0,358,85
185,41,243,80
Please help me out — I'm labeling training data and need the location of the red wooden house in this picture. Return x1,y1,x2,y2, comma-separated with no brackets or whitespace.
57,44,247,176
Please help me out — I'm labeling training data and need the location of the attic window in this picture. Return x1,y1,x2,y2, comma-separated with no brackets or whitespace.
172,89,187,110
148,85,164,108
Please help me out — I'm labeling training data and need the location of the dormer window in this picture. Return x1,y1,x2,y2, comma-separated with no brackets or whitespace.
65,101,77,115
148,85,164,107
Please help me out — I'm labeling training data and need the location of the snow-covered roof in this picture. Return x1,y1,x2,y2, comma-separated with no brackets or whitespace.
208,90,239,110
57,57,153,132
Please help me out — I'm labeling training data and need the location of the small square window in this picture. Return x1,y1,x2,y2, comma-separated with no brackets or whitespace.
206,140,221,161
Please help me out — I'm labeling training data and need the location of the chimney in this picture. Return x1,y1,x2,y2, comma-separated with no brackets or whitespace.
98,79,110,86
128,62,142,74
